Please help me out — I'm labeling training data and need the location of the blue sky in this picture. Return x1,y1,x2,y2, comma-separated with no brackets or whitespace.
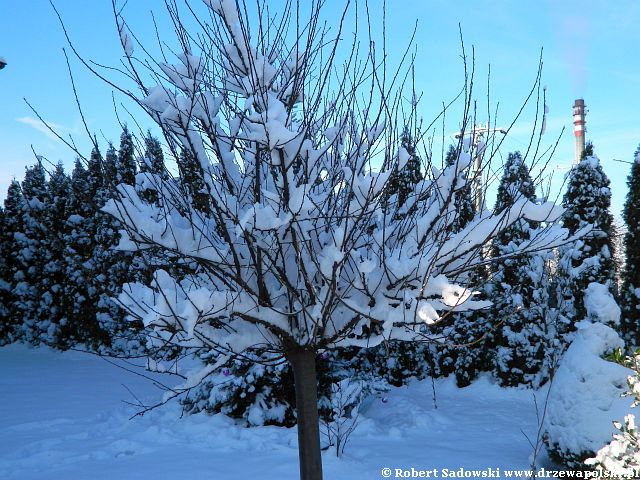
1,0,639,218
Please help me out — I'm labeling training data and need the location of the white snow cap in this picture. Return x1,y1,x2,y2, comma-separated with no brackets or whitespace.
584,282,621,327
398,146,411,170
117,17,134,57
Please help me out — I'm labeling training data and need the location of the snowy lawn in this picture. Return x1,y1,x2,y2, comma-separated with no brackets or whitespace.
0,344,557,479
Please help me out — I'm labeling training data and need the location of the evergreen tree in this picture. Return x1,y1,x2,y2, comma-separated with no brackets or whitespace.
0,182,25,343
0,182,23,344
489,152,553,386
372,131,427,386
40,163,72,347
90,140,144,352
620,145,640,346
104,143,118,188
61,158,110,347
12,162,51,344
139,133,167,205
177,148,212,215
116,126,137,186
382,130,422,211
0,206,8,335
87,145,105,195
555,142,616,335
436,144,490,387
445,143,475,232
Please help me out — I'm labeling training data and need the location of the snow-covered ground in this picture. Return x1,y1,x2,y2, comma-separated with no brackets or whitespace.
0,344,557,479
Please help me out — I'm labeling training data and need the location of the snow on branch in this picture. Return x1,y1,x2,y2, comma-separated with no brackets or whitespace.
101,0,568,363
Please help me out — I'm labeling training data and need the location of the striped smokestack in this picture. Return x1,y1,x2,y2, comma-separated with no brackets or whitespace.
573,99,586,163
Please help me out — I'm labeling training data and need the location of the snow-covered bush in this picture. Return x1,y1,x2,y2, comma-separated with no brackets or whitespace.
586,360,640,475
182,348,388,431
544,321,634,468
321,377,383,457
182,357,298,427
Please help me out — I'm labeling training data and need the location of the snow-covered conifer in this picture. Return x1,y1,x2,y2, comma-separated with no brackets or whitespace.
103,143,118,187
116,126,137,186
177,148,212,215
555,142,616,338
39,163,72,347
445,143,475,232
489,152,554,387
138,133,167,206
382,129,422,213
59,158,111,347
12,162,52,344
0,182,23,344
620,145,640,346
93,139,145,352
0,206,9,337
437,144,492,387
373,129,428,386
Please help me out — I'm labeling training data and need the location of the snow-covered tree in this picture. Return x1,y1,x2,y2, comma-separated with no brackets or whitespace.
555,143,615,338
177,148,212,215
59,157,110,347
75,2,567,478
116,126,137,186
436,143,492,387
92,139,145,352
0,205,9,336
0,181,23,344
488,152,554,387
370,129,430,386
41,163,72,347
382,129,422,213
620,146,640,346
12,162,52,344
544,321,632,469
445,143,475,232
138,133,167,206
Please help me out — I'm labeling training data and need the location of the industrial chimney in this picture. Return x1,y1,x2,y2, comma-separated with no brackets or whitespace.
573,99,586,163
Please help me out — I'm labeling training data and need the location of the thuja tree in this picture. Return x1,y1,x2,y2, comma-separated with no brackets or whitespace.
0,205,9,335
620,145,640,346
489,152,553,387
0,181,23,344
435,143,491,387
72,1,567,478
12,162,52,344
374,129,432,386
555,142,615,336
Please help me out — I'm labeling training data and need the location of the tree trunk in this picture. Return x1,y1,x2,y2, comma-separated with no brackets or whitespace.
288,348,323,480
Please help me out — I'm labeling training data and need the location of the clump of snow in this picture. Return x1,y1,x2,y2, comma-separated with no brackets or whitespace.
204,0,239,25
117,16,134,57
584,282,621,327
544,321,633,467
397,146,411,170
580,155,601,170
417,301,439,324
